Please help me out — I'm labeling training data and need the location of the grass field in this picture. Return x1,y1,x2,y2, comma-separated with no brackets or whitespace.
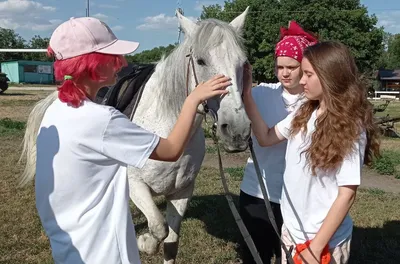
0,91,399,264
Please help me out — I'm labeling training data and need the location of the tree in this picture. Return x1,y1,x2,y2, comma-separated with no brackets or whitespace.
0,27,26,62
201,0,385,82
125,44,177,64
201,0,283,82
24,35,51,61
386,34,400,69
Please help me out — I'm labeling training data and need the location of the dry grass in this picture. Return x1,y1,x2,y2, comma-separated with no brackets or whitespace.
0,91,53,121
0,91,399,264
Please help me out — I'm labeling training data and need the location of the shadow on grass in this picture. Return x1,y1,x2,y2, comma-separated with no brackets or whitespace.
133,194,400,264
350,220,400,264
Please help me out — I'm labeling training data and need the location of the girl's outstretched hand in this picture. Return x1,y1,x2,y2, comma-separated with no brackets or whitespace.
189,74,231,104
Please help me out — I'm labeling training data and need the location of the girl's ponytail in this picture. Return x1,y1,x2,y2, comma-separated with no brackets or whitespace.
57,75,86,107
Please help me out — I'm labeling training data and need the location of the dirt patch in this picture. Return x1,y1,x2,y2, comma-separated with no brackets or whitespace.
203,151,249,169
360,168,400,193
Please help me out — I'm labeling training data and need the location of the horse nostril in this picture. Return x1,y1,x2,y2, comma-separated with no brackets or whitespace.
221,123,229,134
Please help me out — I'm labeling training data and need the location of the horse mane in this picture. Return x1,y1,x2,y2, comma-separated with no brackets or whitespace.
152,18,247,118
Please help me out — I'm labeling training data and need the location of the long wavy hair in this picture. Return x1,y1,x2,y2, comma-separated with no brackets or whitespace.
291,41,380,175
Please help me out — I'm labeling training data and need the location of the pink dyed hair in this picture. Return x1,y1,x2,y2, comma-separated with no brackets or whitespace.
47,47,127,107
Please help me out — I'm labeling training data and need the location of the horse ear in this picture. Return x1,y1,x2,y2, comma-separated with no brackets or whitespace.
229,6,249,34
176,9,197,38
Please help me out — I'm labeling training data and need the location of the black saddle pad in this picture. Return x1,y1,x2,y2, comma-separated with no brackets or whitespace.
96,63,155,118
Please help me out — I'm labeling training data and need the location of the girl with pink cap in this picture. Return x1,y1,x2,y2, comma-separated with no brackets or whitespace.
31,17,231,264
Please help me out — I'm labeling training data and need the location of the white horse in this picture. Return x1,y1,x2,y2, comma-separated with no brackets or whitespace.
19,8,251,264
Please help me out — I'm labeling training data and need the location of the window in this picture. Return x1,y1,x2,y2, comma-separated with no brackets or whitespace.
23,65,37,73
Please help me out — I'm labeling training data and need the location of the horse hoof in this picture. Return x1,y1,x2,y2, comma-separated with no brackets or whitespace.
138,233,159,255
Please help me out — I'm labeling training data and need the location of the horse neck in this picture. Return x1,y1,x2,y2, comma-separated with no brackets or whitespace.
135,44,203,132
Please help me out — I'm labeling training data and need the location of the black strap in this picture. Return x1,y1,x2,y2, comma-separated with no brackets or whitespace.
211,123,264,264
248,136,295,264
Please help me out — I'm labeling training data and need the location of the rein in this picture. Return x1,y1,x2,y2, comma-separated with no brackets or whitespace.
185,47,263,264
185,46,296,264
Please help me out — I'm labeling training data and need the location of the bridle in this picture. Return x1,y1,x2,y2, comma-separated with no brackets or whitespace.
185,47,217,122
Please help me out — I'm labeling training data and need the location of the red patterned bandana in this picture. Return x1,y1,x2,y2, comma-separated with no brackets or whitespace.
275,21,318,63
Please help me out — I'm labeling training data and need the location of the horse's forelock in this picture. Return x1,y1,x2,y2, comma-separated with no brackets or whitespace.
192,19,246,61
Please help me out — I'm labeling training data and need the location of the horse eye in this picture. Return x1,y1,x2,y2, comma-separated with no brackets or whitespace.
197,59,206,66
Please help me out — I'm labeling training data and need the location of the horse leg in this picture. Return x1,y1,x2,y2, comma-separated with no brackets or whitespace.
163,182,195,264
128,179,168,255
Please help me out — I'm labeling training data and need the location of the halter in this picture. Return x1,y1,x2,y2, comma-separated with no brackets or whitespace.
185,47,218,122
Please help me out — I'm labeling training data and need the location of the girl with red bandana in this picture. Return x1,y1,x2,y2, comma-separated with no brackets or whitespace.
242,37,380,263
239,21,317,264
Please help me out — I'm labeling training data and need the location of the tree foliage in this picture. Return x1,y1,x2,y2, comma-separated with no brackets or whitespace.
201,0,385,82
125,44,177,64
0,28,51,63
384,33,400,69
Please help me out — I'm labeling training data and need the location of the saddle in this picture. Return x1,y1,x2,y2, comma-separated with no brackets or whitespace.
96,63,156,118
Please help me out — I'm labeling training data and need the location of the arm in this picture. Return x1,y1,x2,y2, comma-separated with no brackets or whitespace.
300,134,366,263
242,63,285,147
150,74,231,161
306,186,357,259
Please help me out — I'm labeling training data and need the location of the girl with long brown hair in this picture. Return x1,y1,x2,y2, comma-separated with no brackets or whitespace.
242,41,380,263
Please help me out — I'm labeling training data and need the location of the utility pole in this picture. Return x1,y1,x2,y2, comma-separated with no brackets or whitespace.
86,0,90,17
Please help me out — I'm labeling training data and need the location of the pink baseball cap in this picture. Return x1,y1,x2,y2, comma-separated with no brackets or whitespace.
49,17,139,60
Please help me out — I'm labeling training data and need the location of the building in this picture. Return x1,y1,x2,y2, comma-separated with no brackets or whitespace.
0,60,54,84
375,69,400,99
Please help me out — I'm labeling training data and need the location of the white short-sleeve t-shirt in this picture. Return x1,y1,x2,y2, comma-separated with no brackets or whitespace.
240,83,306,203
35,98,160,264
276,108,366,248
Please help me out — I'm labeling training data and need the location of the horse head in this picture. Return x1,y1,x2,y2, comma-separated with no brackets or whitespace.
177,7,251,152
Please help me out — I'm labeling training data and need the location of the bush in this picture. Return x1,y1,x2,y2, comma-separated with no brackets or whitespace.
0,118,25,130
372,150,400,177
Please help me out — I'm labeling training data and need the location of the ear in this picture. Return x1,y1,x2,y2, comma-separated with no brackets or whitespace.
229,6,249,34
176,9,197,38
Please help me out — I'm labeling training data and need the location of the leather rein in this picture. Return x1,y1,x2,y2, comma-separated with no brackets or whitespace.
184,47,295,264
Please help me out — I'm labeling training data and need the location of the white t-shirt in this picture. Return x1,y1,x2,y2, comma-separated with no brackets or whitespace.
240,83,305,203
276,108,366,248
35,98,160,264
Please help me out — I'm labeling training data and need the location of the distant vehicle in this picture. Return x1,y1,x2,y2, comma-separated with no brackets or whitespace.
0,72,9,94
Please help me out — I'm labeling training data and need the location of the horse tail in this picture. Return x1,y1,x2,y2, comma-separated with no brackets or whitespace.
18,91,58,187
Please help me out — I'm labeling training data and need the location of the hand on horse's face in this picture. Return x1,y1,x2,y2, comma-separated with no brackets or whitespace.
242,62,253,97
189,74,231,104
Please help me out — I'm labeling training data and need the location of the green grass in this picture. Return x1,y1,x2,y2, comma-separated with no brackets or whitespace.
372,100,400,132
0,118,26,130
372,150,400,178
372,100,400,118
0,118,26,136
224,167,245,181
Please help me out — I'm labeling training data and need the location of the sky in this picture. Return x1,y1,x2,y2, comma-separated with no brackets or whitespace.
0,0,399,53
